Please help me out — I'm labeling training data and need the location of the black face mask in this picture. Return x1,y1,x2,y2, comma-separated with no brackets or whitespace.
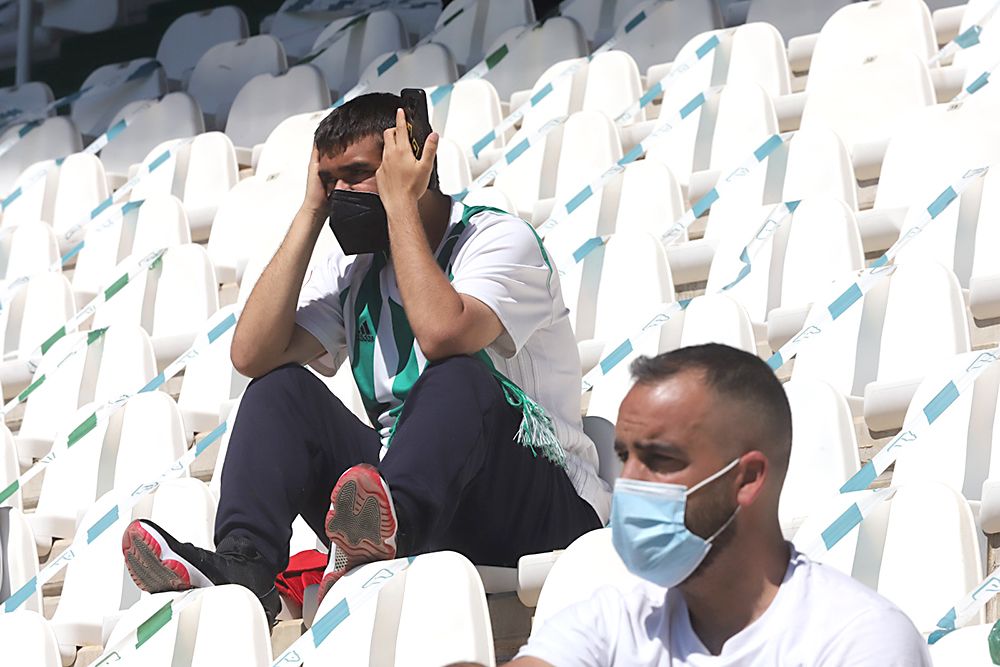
327,189,390,255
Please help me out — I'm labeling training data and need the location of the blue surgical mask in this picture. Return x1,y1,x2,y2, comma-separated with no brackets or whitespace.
611,458,741,588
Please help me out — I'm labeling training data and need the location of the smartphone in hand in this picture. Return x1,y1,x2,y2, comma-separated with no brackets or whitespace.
400,88,432,159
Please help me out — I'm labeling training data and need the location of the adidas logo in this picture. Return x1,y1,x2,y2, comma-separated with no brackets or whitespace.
358,321,375,343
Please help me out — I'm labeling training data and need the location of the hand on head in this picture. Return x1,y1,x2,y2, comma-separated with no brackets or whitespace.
376,107,440,214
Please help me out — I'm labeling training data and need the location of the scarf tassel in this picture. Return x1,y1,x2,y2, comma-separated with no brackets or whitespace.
492,370,567,469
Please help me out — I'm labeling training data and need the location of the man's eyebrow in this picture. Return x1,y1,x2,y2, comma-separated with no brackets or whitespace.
631,440,687,458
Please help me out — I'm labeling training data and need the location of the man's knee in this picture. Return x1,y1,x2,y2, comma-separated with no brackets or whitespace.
416,355,502,404
243,363,325,406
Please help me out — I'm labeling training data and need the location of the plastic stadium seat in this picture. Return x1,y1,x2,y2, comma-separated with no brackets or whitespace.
0,507,41,613
779,125,858,208
610,0,720,72
100,92,205,180
187,35,288,131
779,378,861,535
0,609,59,665
266,8,340,62
581,51,645,123
559,0,642,46
1,159,60,229
429,0,535,70
177,304,248,435
310,10,409,98
92,244,219,367
542,159,685,275
225,65,331,158
533,110,623,227
182,132,239,241
71,204,142,306
0,221,59,281
792,261,970,431
706,197,864,327
892,351,1000,512
807,0,936,93
0,117,81,199
435,79,505,161
105,584,271,666
0,425,17,509
131,194,193,256
0,81,54,118
557,231,674,370
436,135,472,197
128,139,190,203
800,51,935,182
529,528,636,628
50,153,109,254
794,481,982,634
460,185,516,213
30,392,189,548
746,0,852,41
929,624,997,666
0,273,75,398
41,0,121,33
51,477,217,661
481,17,587,103
70,58,167,140
254,109,326,180
157,6,250,88
357,43,459,95
865,97,1000,255
207,172,305,285
309,552,494,665
585,293,756,431
15,325,156,466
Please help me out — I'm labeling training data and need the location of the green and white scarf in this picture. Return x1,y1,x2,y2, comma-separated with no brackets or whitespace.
348,204,566,467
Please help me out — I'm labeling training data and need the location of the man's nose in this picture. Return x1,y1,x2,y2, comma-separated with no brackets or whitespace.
333,181,353,191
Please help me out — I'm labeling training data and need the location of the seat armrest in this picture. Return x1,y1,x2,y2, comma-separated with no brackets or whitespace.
863,377,922,434
930,65,966,102
787,33,819,74
854,206,907,254
766,303,812,351
774,91,806,132
517,550,563,607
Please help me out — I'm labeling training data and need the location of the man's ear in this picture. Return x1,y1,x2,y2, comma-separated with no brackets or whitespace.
734,451,769,508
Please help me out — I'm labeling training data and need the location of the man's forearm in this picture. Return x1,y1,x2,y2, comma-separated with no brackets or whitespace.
231,205,325,375
387,201,467,358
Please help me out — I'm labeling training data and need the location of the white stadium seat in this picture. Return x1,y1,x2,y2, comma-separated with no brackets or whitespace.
0,221,59,282
310,10,409,98
357,42,459,95
187,35,289,131
0,507,41,612
70,58,167,140
50,153,109,254
0,609,60,665
0,117,81,199
428,0,535,70
156,6,250,88
1,159,61,229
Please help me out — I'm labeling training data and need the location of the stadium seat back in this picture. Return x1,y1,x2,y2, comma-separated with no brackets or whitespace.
436,79,504,156
101,92,205,178
70,58,167,139
807,0,936,92
182,132,239,241
0,81,54,118
436,135,472,196
157,6,250,87
431,0,535,69
612,159,685,238
610,0,719,72
51,153,109,252
1,272,74,362
582,51,644,123
41,0,120,33
310,552,494,665
130,139,192,202
311,10,409,97
0,425,18,509
677,293,756,351
225,65,331,150
746,0,852,41
780,378,861,533
0,117,81,200
254,109,326,181
188,35,288,131
0,221,58,281
1,159,60,229
357,43,458,95
877,481,982,633
0,609,56,664
728,22,792,97
892,351,1000,502
482,17,587,102
131,194,192,258
780,125,857,207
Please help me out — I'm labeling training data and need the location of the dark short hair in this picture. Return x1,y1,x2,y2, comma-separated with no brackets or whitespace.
314,92,439,191
630,344,792,466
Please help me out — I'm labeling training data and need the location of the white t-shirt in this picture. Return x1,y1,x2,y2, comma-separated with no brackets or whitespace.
517,548,932,666
295,202,611,522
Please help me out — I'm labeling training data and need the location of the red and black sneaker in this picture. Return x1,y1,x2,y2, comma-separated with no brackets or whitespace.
122,519,281,625
317,464,398,605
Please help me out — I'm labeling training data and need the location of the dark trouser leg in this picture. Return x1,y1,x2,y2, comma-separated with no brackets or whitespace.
214,364,382,575
379,356,602,566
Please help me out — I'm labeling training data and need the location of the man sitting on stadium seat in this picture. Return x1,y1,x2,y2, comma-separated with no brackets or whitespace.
118,93,608,624
497,345,931,666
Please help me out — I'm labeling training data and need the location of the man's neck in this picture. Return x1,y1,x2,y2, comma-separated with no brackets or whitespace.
417,191,453,252
679,529,790,656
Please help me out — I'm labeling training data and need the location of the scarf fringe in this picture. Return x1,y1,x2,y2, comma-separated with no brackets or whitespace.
493,371,567,469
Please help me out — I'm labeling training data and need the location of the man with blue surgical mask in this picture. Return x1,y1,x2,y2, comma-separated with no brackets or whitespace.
503,344,932,666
